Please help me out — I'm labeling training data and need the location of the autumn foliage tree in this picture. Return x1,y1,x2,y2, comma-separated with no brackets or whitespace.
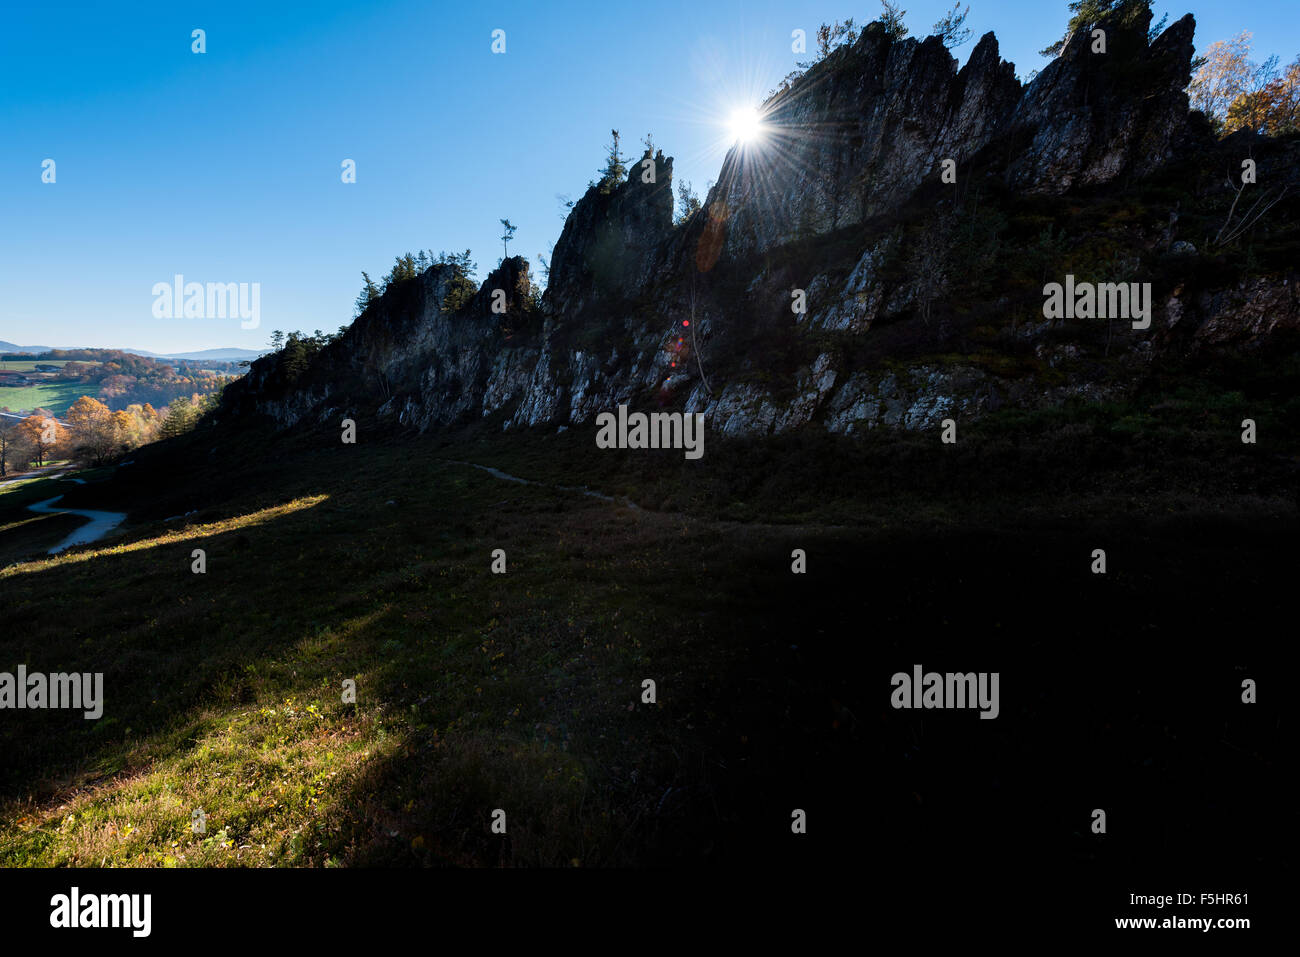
1226,55,1300,136
65,395,118,465
0,421,16,476
14,414,62,467
55,395,166,464
1191,32,1300,136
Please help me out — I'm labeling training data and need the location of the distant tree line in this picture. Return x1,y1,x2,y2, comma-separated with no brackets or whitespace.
0,349,238,414
353,249,479,318
0,390,220,476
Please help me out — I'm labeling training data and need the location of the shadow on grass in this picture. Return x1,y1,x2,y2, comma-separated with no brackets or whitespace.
0,426,1290,870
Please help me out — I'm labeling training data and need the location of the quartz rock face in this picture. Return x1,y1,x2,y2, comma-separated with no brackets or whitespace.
222,12,1296,443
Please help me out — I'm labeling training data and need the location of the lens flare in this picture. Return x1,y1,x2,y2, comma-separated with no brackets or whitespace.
727,105,764,144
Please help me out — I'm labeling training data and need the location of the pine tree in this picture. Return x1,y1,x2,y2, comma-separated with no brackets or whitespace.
1039,0,1151,58
815,19,857,59
932,3,971,48
598,130,627,193
159,401,198,440
675,180,702,225
441,250,479,314
355,272,380,315
878,2,909,40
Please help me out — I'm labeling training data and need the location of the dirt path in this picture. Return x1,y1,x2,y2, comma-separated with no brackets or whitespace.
0,466,70,487
27,495,127,554
444,460,641,510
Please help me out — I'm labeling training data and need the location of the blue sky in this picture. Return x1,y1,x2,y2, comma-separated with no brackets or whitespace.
1,0,1295,353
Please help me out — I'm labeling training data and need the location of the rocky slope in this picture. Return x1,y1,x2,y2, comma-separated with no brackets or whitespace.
223,7,1299,441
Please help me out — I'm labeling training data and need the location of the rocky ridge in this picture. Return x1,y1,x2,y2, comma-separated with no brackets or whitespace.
223,8,1299,441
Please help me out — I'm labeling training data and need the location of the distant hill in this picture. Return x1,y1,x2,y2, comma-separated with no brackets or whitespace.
0,341,52,354
122,347,265,361
173,348,264,361
0,347,249,416
0,342,263,362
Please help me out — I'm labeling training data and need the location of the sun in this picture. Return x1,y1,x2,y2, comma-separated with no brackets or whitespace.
727,105,765,144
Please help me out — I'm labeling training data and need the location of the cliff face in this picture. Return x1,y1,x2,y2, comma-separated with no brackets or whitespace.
699,10,1196,261
708,24,1022,262
548,148,676,309
222,9,1299,441
1007,10,1197,190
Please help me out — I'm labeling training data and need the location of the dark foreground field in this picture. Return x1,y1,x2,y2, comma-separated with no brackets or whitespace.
0,404,1289,887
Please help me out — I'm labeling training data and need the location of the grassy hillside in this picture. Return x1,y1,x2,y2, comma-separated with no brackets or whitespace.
0,407,1288,869
0,359,104,415
0,381,88,416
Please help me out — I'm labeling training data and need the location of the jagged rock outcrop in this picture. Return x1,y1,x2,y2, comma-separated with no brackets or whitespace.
1007,11,1197,191
227,258,541,432
704,10,1198,262
222,10,1298,444
548,148,675,312
708,25,1022,262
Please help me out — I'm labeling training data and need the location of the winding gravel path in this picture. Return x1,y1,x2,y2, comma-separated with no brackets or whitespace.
445,460,641,510
27,495,128,554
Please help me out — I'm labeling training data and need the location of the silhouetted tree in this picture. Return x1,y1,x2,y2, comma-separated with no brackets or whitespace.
598,130,627,193
355,272,381,316
676,180,702,225
878,2,909,40
815,19,857,59
1039,0,1150,58
932,3,971,48
0,422,14,476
